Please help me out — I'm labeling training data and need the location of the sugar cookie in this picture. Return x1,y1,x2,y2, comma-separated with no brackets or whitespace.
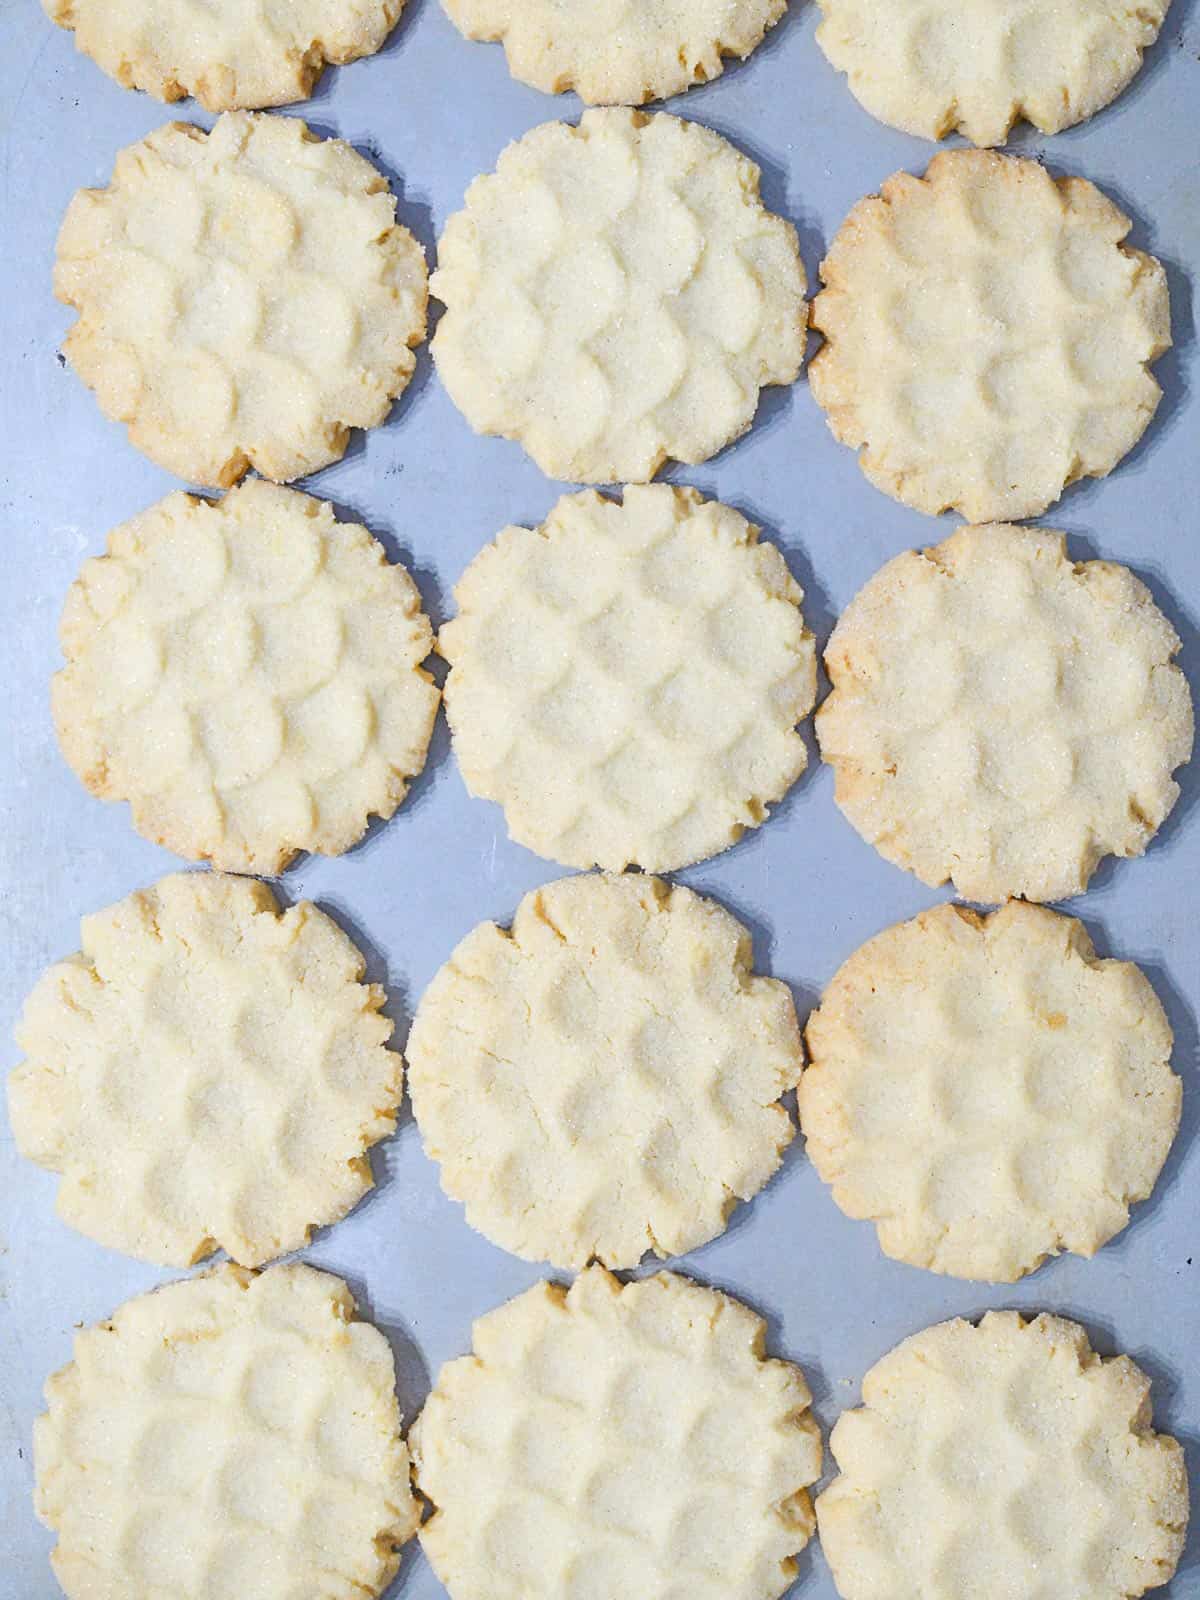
52,479,438,873
34,1263,419,1600
441,0,786,104
810,150,1169,521
44,0,403,110
800,901,1180,1281
407,872,802,1268
8,873,401,1267
432,108,806,483
411,1265,822,1600
55,111,427,486
816,523,1192,903
818,1311,1188,1600
439,485,815,872
815,0,1171,146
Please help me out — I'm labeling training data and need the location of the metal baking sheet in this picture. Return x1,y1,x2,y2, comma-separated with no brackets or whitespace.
2,0,1198,1593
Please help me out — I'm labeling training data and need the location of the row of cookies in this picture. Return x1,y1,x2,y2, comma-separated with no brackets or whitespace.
8,867,1183,1286
30,1258,1189,1598
55,106,1170,522
47,0,1174,145
48,478,1193,901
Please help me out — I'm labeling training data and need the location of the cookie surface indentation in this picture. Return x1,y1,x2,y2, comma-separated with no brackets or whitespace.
432,109,806,484
9,873,402,1267
44,0,405,109
801,901,1181,1281
818,1311,1188,1600
412,1265,823,1600
816,523,1192,903
441,0,786,104
815,0,1171,146
52,479,439,872
407,872,803,1268
55,111,427,486
810,150,1170,521
33,1263,419,1600
439,484,816,871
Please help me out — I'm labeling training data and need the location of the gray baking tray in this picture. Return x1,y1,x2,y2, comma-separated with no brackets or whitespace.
1,0,1198,1593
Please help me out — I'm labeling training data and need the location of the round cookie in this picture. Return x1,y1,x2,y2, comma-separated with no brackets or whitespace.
818,1311,1189,1600
411,1265,823,1600
406,872,803,1269
800,901,1180,1282
54,111,427,486
8,873,401,1267
809,150,1170,521
431,108,806,483
816,523,1192,903
438,485,816,872
34,1263,420,1600
815,0,1171,146
43,0,404,110
52,479,439,873
440,0,787,104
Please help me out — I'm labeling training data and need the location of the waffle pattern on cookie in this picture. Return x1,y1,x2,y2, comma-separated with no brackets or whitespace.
431,108,806,483
412,1266,823,1600
34,1264,419,1600
439,485,816,871
8,874,401,1267
44,0,404,110
407,873,803,1269
54,111,427,486
816,0,1170,146
816,523,1193,903
800,902,1181,1281
52,479,439,873
810,150,1170,521
441,0,786,104
818,1312,1189,1600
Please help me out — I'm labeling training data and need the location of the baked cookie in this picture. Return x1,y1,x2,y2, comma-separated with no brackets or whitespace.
411,1265,822,1600
34,1263,419,1600
810,150,1170,520
440,0,786,104
8,873,400,1267
43,0,404,110
800,901,1180,1281
816,523,1192,903
432,108,806,483
55,111,427,486
439,485,816,871
52,479,438,873
407,872,802,1269
815,0,1171,146
818,1311,1188,1600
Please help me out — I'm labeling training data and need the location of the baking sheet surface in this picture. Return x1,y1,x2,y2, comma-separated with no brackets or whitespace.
1,0,1198,1592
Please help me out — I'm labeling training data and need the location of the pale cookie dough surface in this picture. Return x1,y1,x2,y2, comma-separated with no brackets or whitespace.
431,108,806,483
52,479,439,873
34,1263,420,1600
407,872,803,1269
439,485,816,872
441,0,786,104
816,523,1193,903
7,873,401,1267
800,901,1180,1282
818,1311,1189,1600
54,110,427,486
815,0,1170,146
44,0,404,110
809,150,1170,521
411,1265,823,1600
